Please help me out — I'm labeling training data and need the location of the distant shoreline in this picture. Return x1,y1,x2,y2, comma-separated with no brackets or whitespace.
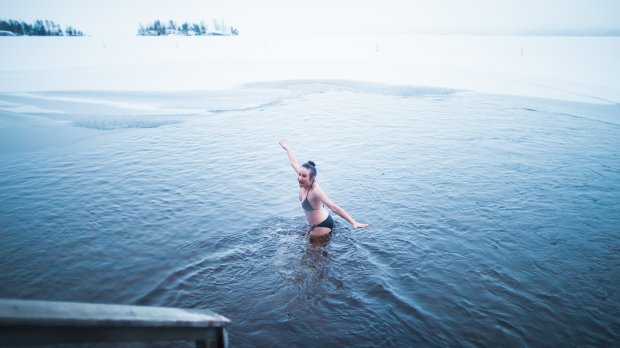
0,19,84,36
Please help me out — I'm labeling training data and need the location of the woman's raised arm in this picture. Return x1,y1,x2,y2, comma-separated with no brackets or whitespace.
279,139,301,174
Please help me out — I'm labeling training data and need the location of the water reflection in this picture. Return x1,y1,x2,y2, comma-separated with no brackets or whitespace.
308,230,332,247
301,243,330,280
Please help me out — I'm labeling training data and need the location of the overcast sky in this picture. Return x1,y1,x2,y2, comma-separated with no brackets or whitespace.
2,0,619,36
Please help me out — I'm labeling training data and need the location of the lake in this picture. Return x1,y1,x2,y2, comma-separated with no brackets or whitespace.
1,79,619,346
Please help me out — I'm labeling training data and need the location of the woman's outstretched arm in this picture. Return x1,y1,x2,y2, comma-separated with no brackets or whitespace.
313,184,369,229
279,139,301,174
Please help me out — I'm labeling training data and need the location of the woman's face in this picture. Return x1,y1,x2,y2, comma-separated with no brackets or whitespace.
298,167,314,187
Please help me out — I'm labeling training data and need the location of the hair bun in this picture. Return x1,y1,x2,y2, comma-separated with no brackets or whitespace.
307,160,316,167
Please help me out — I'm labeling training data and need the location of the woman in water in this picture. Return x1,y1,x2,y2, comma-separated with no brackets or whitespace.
279,139,368,240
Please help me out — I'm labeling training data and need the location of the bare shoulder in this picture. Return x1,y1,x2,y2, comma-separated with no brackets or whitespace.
312,182,324,192
312,182,329,197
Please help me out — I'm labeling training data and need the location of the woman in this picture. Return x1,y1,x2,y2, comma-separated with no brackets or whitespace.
279,139,368,240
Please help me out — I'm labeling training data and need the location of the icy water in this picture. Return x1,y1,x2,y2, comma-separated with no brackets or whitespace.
1,81,619,346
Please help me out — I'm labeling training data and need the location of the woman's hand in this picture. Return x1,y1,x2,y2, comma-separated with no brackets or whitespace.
279,139,290,151
352,222,369,229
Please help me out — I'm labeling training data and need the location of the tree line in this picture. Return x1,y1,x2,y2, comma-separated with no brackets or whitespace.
0,19,84,36
138,19,239,36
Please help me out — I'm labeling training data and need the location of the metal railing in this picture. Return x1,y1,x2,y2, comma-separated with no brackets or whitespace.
0,299,229,347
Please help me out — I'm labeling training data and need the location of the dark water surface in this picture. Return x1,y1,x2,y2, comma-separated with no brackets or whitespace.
1,81,619,346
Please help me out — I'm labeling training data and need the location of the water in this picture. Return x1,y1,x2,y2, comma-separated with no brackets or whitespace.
1,81,619,346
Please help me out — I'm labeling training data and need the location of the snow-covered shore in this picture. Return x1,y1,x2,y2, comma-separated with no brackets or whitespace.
1,34,619,104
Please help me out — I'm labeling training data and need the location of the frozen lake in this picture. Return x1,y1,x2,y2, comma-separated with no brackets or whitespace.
1,34,619,103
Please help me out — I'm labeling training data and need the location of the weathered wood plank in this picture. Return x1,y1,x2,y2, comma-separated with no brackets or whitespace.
0,299,229,327
0,299,229,346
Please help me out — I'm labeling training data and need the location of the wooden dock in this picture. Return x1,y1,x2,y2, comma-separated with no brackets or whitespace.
0,299,229,347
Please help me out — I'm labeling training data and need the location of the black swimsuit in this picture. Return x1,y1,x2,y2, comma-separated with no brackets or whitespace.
312,214,334,230
301,187,334,231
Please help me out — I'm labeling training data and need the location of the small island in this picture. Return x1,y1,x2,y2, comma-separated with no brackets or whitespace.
0,19,84,36
138,19,239,36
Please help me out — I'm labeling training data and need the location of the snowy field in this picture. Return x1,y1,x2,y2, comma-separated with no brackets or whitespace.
1,34,619,104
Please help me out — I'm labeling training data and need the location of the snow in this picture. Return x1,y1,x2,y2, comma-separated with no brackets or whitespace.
0,34,619,104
